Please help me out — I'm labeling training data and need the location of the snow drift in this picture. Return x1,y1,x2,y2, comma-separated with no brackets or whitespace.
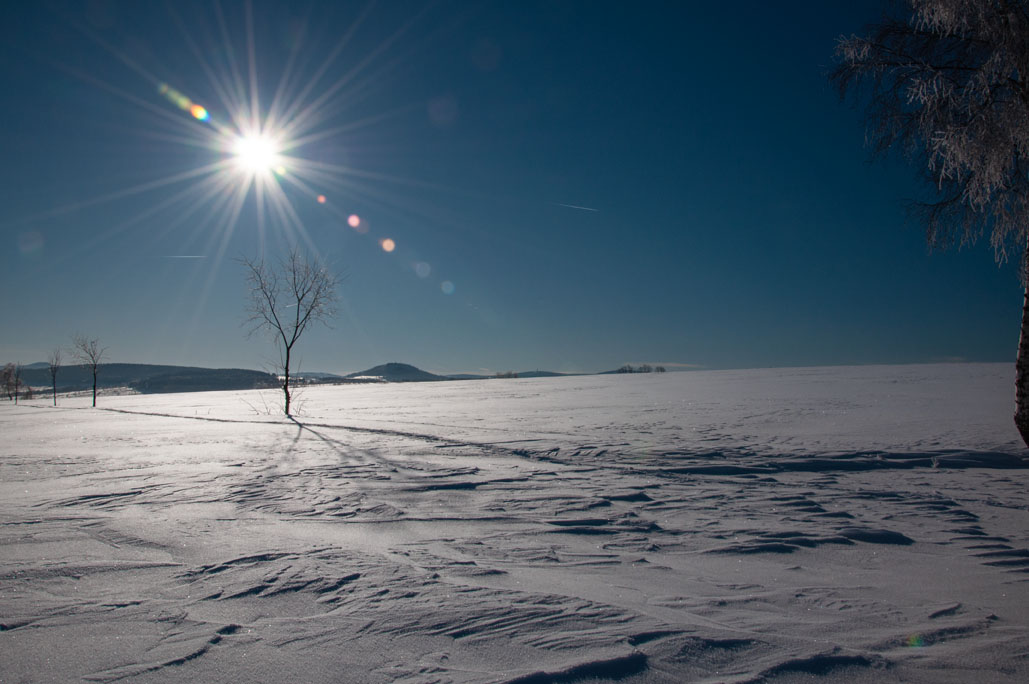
1,363,1026,682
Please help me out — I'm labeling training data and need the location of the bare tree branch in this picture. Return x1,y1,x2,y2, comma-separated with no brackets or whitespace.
239,247,341,415
832,0,1029,265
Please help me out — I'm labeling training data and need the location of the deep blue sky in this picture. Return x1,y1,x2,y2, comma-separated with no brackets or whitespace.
0,1,1020,375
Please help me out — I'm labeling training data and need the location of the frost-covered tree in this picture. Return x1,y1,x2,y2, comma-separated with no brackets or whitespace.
72,334,107,407
48,348,62,406
241,248,341,416
832,0,1029,445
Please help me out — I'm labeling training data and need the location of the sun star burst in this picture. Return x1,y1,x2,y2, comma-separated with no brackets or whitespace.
231,133,281,174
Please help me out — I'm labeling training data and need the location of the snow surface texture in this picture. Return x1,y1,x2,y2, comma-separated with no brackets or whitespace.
1,363,1027,683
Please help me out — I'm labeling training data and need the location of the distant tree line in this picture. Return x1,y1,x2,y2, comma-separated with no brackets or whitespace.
3,247,339,417
2,363,23,402
132,369,277,394
616,364,666,374
495,371,518,379
2,335,106,406
2,363,41,402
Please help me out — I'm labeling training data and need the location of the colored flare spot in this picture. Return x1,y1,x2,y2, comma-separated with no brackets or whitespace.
348,214,361,228
317,195,326,204
159,83,207,121
381,238,396,253
906,635,925,648
441,280,455,295
415,262,431,278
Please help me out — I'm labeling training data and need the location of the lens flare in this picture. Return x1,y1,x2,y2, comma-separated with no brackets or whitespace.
159,83,213,126
64,9,450,290
441,280,455,294
348,214,368,234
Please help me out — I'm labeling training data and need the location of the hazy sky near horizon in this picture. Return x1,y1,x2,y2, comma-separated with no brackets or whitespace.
0,0,1020,376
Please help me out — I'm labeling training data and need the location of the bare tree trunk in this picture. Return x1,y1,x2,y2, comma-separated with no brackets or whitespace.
48,349,61,407
92,371,97,408
1016,239,1029,448
283,347,291,416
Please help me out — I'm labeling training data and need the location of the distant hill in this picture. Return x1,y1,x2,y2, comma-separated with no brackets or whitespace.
18,363,278,394
291,371,346,380
131,369,278,394
347,362,447,382
12,359,575,394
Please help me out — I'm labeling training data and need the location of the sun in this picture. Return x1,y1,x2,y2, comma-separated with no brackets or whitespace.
231,134,281,173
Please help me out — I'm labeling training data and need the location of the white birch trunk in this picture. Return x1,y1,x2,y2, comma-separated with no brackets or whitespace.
1015,239,1029,447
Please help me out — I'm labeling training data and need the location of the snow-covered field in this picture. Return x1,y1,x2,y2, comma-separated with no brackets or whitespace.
2,364,1027,683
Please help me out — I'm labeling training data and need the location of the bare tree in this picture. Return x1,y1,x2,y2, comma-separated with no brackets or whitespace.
72,334,107,407
832,0,1029,445
48,348,62,406
12,364,22,405
241,248,341,416
2,363,14,401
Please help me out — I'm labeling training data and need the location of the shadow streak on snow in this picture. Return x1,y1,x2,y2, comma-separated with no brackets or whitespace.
286,416,384,464
99,407,517,458
96,407,1029,474
735,652,889,684
501,651,648,683
647,450,1029,476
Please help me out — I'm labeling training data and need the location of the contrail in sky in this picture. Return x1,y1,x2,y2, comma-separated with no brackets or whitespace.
554,203,599,212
